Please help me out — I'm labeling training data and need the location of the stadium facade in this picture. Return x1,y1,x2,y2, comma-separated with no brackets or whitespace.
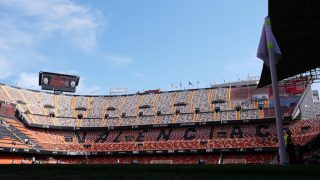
0,79,319,164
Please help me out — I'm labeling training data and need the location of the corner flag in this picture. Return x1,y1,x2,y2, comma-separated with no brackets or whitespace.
257,17,282,67
257,16,288,165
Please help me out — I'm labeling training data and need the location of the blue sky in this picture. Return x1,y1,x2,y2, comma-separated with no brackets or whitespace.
0,0,317,95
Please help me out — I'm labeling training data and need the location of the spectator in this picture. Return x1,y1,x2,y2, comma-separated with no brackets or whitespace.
285,130,295,163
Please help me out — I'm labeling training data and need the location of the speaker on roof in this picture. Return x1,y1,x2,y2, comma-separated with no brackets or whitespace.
214,107,220,113
258,104,265,110
235,105,242,111
77,113,83,119
121,112,126,118
175,109,180,115
49,112,55,118
195,108,200,114
157,111,161,116
104,114,109,119
139,112,143,117
24,109,30,114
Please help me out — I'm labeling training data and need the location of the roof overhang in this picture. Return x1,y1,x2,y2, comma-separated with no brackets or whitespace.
258,0,320,87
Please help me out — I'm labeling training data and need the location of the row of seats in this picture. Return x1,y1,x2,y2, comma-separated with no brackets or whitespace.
6,118,279,152
289,118,320,146
0,84,299,128
0,153,276,164
23,109,268,127
0,120,31,149
222,154,277,164
3,118,42,149
2,117,320,155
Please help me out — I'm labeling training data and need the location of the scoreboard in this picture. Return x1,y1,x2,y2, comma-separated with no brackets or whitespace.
39,72,80,93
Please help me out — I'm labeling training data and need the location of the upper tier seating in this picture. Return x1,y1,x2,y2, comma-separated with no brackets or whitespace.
0,83,301,128
191,89,211,112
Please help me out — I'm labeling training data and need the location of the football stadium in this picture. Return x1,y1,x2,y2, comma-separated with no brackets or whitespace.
0,74,319,165
1,0,320,179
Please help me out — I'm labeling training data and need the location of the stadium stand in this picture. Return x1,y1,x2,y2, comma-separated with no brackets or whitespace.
0,81,302,128
1,118,280,152
289,118,320,146
222,154,276,164
1,79,319,164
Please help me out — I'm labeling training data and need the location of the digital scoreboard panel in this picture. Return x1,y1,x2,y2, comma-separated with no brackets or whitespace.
39,72,80,93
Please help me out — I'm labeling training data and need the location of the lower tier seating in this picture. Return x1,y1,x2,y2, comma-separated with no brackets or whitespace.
1,118,320,154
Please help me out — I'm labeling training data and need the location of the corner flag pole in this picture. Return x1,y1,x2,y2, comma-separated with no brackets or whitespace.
264,17,288,165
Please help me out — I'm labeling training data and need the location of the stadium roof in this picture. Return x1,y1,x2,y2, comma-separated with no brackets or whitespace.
258,0,320,87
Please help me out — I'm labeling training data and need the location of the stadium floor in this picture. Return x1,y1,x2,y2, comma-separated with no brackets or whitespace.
0,165,320,180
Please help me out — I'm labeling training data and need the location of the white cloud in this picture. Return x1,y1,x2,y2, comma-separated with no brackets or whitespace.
0,0,103,80
0,0,101,51
15,72,39,89
0,0,133,93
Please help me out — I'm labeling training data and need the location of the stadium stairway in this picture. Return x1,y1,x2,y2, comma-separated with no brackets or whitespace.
208,89,213,111
0,121,29,149
84,97,91,118
99,97,109,127
3,118,42,149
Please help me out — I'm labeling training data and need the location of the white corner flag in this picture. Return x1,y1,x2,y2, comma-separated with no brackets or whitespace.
257,16,288,165
257,17,282,67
